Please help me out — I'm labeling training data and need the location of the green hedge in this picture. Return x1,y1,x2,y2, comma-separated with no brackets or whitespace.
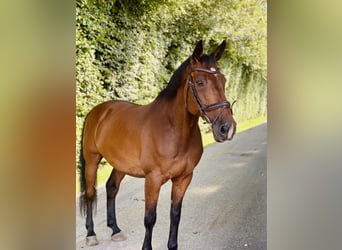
76,0,267,166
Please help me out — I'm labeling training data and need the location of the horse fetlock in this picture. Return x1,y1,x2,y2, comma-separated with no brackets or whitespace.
168,242,178,250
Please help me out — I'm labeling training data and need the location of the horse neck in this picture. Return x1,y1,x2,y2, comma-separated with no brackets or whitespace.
176,85,199,132
153,80,199,138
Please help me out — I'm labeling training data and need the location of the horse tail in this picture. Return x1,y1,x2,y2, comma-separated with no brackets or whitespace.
78,114,87,216
78,113,97,216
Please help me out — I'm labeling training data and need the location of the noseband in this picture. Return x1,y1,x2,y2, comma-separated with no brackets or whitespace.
188,67,235,124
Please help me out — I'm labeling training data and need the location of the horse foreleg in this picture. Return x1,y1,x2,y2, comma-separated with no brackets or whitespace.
167,173,193,250
142,174,162,250
106,168,126,241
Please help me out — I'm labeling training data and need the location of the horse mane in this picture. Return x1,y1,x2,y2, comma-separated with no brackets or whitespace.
157,55,217,100
157,58,190,100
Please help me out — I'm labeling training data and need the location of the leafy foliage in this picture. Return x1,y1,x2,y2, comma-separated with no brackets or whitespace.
76,0,267,166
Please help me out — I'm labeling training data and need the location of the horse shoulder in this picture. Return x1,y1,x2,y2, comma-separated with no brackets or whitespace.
186,129,204,168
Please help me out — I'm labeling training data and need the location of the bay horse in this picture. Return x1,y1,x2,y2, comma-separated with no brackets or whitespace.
79,40,236,250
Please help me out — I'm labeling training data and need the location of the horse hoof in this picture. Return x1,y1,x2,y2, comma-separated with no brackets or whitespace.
111,232,127,241
86,235,99,246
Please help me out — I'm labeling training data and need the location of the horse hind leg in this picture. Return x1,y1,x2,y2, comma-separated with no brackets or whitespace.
81,153,102,246
106,168,127,241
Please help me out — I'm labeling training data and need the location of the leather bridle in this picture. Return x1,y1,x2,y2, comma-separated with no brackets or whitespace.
188,67,236,124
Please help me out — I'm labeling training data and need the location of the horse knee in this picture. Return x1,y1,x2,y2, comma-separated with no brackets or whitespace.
144,206,157,229
171,208,181,222
170,202,182,224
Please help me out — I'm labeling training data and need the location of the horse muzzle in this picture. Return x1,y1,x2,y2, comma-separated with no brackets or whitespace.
213,120,236,142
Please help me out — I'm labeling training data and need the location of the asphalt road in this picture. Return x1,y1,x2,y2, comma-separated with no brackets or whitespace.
76,123,267,250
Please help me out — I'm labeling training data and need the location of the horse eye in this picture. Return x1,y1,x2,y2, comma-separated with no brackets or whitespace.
196,80,205,87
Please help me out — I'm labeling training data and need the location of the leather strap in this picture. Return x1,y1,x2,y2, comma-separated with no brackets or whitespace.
188,67,232,123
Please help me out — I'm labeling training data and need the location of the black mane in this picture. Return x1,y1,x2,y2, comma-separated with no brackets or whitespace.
157,58,190,100
157,55,217,100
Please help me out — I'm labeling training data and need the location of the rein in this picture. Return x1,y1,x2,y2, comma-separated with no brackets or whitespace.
188,67,235,123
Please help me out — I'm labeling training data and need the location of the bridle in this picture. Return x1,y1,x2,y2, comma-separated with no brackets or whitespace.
188,67,236,124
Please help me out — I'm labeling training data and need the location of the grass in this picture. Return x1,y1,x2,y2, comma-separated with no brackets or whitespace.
76,115,267,193
201,115,267,147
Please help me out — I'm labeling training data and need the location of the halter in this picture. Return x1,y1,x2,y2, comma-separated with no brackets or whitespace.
188,67,235,124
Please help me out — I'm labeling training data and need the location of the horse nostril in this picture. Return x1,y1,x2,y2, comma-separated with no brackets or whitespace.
220,124,229,135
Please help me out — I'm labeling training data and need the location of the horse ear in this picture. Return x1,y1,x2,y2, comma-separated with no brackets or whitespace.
210,40,226,61
192,40,203,62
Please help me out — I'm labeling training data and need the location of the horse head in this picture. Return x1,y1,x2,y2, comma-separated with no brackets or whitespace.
187,40,237,142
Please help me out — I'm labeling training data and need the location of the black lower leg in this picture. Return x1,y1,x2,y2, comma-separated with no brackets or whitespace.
167,201,183,250
107,196,121,235
106,170,123,236
85,197,96,237
142,205,157,250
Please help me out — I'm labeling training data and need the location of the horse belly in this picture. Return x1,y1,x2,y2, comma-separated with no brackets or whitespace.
98,134,146,177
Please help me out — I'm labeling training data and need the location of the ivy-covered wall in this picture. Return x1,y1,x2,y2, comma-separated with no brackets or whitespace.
76,0,267,164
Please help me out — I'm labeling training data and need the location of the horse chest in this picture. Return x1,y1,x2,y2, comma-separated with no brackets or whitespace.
164,155,199,178
145,141,203,179
142,126,203,176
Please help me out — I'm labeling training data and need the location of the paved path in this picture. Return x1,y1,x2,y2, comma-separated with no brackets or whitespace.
76,123,267,250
